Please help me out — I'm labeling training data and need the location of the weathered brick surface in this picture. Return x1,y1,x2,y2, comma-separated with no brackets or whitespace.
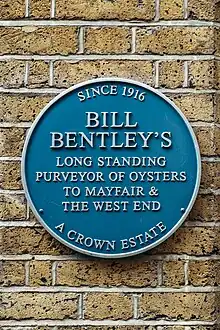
163,261,185,287
152,227,219,255
56,260,157,287
160,0,183,20
168,94,215,122
156,328,185,330
189,194,220,222
216,3,220,21
0,328,187,330
0,127,26,157
0,27,78,55
216,95,220,124
0,227,73,255
1,226,219,256
187,327,218,330
29,261,52,286
0,0,25,19
0,261,25,286
0,94,53,122
1,293,78,319
201,162,220,190
188,260,220,286
216,29,220,56
136,27,214,55
0,0,219,326
189,61,216,89
139,293,216,320
30,0,51,18
84,28,131,54
216,61,220,90
28,60,50,88
0,194,26,220
194,126,217,156
188,0,216,20
56,0,155,20
0,60,25,87
215,126,220,156
159,61,184,88
84,293,133,320
54,60,153,87
0,161,22,190
34,327,208,330
16,327,158,330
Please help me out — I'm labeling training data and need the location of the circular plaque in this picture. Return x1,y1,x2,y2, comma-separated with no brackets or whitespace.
22,78,201,258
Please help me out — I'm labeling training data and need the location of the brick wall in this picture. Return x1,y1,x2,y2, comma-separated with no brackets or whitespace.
0,0,220,329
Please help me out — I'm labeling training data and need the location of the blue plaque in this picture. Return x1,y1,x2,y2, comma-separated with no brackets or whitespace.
22,78,201,258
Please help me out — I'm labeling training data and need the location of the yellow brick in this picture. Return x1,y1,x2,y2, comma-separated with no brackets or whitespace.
56,260,157,287
216,3,220,21
188,260,220,286
215,126,220,155
0,227,72,254
1,226,219,257
0,27,78,55
0,161,22,190
54,60,153,87
0,261,25,286
56,0,155,20
216,28,220,56
0,194,26,220
168,94,215,122
216,95,220,124
186,327,219,330
158,328,185,330
160,0,183,19
49,327,155,330
1,293,78,319
153,227,218,255
189,61,215,89
216,61,220,90
159,61,184,88
29,261,52,286
136,27,214,55
215,196,220,222
188,0,215,20
139,293,216,320
163,261,185,287
0,0,25,19
194,127,216,156
85,28,131,54
30,0,51,18
18,328,52,330
201,162,220,190
0,94,53,122
0,60,25,87
28,60,50,88
0,128,26,157
84,293,133,320
189,194,219,222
